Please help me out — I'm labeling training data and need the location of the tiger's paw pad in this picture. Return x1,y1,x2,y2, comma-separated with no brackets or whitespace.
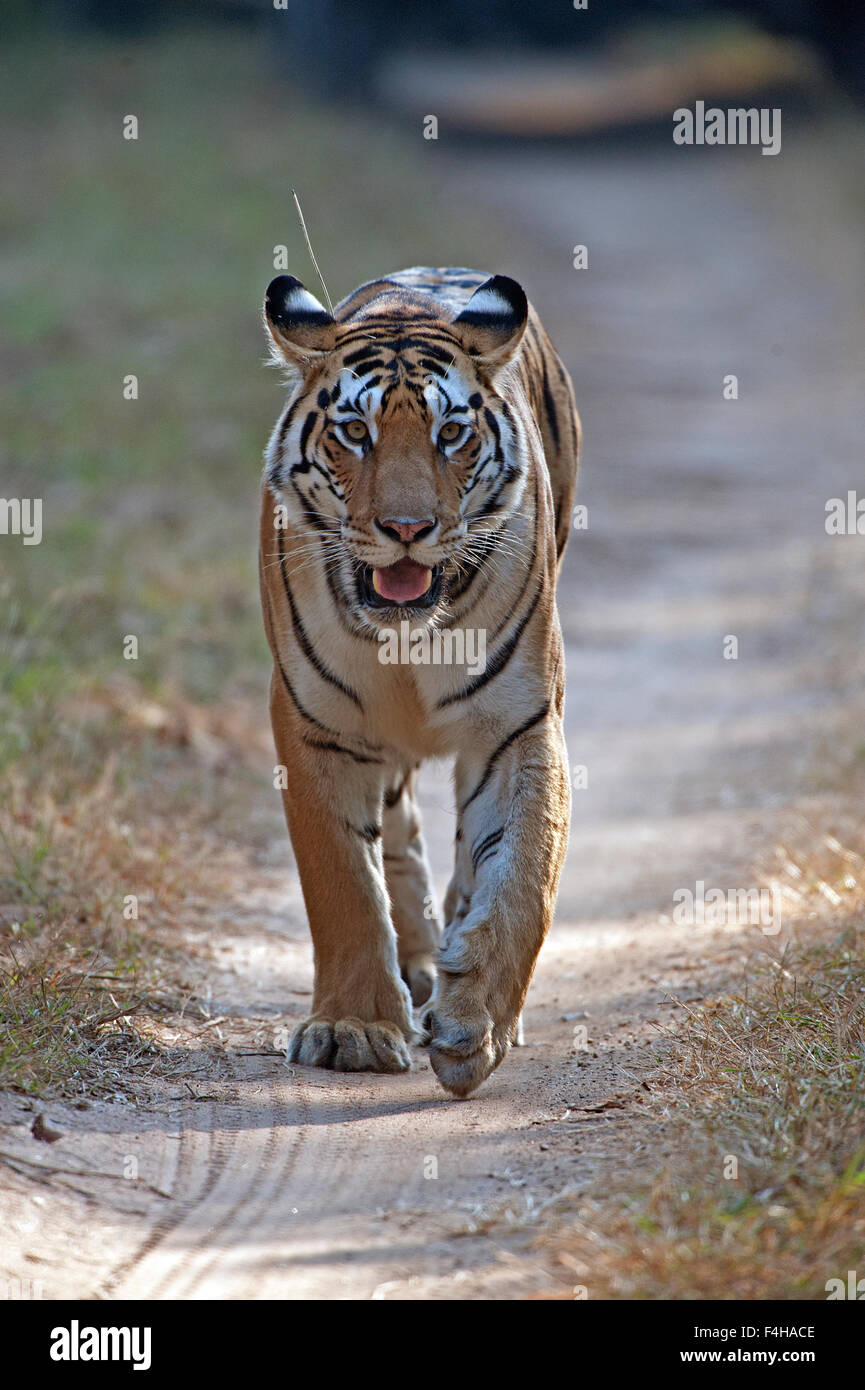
286,1017,411,1074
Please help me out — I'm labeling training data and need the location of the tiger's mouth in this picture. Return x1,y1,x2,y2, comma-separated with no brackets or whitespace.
359,559,443,610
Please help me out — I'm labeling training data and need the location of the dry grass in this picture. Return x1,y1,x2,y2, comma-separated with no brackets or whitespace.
535,810,865,1300
0,680,273,1097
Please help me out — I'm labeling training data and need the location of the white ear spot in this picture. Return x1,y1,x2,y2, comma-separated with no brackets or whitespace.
283,284,329,318
462,287,513,320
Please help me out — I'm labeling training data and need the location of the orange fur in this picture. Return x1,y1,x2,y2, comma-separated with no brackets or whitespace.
259,266,579,1094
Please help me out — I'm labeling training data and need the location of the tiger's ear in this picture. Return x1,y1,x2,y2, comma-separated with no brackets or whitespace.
451,275,528,364
264,275,336,361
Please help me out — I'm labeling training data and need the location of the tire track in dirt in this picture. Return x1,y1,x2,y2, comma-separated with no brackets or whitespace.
156,1081,307,1300
97,1070,238,1298
104,1056,312,1299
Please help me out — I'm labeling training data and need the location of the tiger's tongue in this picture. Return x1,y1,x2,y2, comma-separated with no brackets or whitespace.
372,558,432,603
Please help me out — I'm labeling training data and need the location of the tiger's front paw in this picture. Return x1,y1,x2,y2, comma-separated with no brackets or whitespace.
426,974,516,1097
287,1017,412,1074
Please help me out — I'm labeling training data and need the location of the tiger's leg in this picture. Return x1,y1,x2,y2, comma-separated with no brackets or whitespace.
270,678,416,1074
382,768,440,1007
442,831,471,929
434,840,525,1044
428,711,570,1096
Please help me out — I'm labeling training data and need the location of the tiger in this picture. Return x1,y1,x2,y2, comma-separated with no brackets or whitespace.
259,265,580,1097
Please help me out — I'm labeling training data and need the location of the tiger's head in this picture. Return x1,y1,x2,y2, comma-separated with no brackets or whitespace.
263,272,531,630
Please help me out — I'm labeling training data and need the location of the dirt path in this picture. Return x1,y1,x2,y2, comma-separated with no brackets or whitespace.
2,127,862,1300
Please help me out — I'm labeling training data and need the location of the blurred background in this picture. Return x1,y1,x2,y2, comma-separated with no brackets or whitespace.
1,0,863,1069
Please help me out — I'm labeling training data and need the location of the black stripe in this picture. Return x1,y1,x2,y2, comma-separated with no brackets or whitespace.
303,739,383,765
343,344,381,365
499,397,518,432
345,820,382,842
541,356,560,450
335,328,458,353
483,407,502,460
291,456,343,502
340,360,387,379
278,531,363,709
474,463,521,519
272,647,330,736
471,826,504,873
489,474,539,643
462,451,497,499
299,410,317,457
478,834,506,867
289,479,338,530
263,587,382,754
263,585,338,739
444,520,517,624
474,841,503,872
277,398,302,450
437,582,543,708
461,703,550,813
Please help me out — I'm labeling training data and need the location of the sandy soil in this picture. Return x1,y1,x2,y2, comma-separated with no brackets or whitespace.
1,124,863,1300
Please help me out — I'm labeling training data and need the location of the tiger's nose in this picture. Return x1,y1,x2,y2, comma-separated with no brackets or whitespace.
375,516,437,544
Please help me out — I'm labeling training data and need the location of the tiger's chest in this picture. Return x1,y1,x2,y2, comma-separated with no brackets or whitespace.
282,601,551,764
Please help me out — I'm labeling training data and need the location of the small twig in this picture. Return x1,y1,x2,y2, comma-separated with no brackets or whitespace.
181,1088,220,1103
63,972,139,985
86,1000,143,1027
291,187,334,315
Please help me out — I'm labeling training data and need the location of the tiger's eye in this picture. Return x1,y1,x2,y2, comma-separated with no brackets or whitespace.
439,421,463,443
344,419,369,442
